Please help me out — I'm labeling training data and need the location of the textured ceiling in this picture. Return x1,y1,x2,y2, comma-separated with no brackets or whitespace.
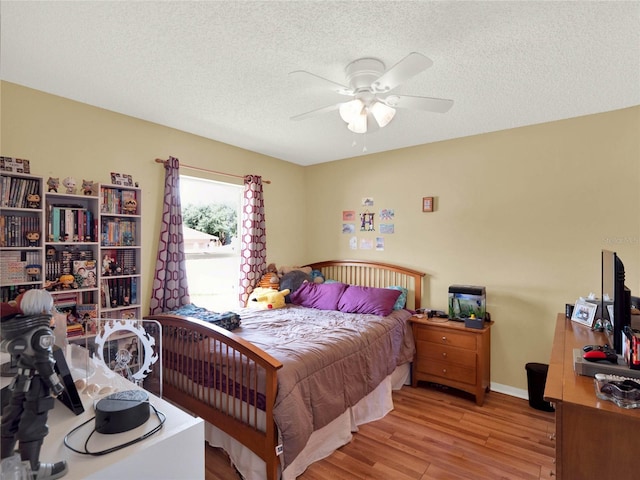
1,1,639,166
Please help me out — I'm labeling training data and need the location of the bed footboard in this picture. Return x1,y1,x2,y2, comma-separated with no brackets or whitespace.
144,313,283,480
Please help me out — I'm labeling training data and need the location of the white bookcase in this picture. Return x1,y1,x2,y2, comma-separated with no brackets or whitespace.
0,171,45,301
98,183,142,321
44,185,100,339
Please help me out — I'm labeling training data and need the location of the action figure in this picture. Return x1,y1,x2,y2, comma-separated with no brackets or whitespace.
0,289,68,479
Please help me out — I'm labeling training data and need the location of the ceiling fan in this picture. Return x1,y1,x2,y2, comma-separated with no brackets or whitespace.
290,52,453,134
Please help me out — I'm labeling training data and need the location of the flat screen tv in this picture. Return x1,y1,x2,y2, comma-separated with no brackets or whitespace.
601,249,632,355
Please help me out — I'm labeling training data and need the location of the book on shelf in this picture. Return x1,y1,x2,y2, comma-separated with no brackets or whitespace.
66,322,85,338
76,303,98,335
0,214,41,247
46,204,95,242
0,174,37,208
72,259,97,289
100,219,136,246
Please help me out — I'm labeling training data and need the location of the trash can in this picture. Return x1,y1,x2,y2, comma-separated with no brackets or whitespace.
525,363,555,412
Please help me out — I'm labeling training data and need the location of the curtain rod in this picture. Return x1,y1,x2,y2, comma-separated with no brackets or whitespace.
155,158,271,184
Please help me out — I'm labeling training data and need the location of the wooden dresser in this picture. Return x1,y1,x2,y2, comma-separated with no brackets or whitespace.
410,317,492,405
544,314,640,480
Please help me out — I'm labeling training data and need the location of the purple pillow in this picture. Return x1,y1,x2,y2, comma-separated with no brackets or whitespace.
289,282,348,311
337,285,402,316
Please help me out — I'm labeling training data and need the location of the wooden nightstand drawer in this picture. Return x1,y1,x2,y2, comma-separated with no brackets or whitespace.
420,359,476,385
416,342,476,369
410,317,492,406
415,326,476,350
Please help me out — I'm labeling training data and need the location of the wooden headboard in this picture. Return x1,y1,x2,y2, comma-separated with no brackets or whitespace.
306,260,425,310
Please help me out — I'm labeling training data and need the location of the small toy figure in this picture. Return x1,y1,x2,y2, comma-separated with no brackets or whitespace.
46,177,59,193
123,198,137,215
61,177,76,195
46,247,56,261
0,289,68,479
26,193,41,208
58,274,75,289
25,264,41,281
25,231,40,247
81,180,94,196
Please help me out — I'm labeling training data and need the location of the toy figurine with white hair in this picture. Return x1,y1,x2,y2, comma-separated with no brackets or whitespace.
0,289,68,479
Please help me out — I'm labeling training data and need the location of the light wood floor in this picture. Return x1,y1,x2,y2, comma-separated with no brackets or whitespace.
205,383,556,480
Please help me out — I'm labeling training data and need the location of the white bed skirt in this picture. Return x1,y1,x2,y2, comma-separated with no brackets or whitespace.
204,363,411,480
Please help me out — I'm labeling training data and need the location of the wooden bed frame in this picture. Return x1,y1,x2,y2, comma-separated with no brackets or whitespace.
144,260,424,480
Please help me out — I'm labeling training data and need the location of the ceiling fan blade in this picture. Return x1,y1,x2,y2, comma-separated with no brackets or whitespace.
371,52,433,93
381,94,454,113
290,103,342,121
289,70,354,95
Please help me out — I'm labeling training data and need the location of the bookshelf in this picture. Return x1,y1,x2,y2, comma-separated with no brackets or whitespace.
0,171,45,301
44,188,100,340
98,183,142,321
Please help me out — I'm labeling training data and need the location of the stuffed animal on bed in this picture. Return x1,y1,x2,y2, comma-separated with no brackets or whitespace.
256,263,280,290
251,289,290,310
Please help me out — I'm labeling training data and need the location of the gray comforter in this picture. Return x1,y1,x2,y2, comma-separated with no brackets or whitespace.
234,304,415,469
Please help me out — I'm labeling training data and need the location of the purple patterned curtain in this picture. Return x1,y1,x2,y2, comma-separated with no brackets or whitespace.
238,175,266,307
149,156,190,314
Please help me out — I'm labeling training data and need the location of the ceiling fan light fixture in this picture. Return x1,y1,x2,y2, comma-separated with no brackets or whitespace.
347,111,367,133
370,101,396,128
339,99,365,123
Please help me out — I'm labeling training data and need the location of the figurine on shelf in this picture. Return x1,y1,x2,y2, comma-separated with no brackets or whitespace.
61,177,76,195
26,193,41,209
46,177,59,193
0,289,69,479
58,274,75,289
25,231,40,247
81,179,95,196
123,198,137,215
25,264,41,282
45,247,56,262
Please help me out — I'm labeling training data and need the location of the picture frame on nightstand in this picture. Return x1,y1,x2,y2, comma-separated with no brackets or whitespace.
571,299,597,327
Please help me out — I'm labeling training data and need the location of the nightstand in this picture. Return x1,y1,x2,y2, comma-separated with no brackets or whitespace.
410,316,492,406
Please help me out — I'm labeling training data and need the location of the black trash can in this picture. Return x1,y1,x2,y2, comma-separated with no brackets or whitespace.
525,363,555,412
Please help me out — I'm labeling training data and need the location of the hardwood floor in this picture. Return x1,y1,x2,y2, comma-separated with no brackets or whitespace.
205,384,556,480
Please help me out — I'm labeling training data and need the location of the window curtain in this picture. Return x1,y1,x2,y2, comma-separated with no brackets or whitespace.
238,175,266,307
149,156,191,314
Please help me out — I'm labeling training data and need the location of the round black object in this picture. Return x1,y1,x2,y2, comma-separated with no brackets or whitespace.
95,390,150,434
525,363,555,412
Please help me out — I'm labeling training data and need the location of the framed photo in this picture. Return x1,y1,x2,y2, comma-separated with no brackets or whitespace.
571,300,597,328
0,157,30,174
110,172,133,187
422,196,434,212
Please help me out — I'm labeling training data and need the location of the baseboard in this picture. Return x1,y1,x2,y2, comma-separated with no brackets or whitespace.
490,382,529,400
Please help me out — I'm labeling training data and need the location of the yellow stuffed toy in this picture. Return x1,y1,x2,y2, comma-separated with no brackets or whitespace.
251,288,290,310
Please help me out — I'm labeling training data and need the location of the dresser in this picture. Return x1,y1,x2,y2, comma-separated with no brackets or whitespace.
544,314,640,480
410,316,492,405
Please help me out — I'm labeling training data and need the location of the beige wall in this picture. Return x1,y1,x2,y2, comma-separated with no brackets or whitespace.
0,81,308,314
2,81,638,391
305,107,640,390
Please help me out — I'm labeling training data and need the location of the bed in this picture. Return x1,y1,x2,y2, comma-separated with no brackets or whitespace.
144,260,424,479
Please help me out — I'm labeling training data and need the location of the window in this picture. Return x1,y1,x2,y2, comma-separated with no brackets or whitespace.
180,175,242,311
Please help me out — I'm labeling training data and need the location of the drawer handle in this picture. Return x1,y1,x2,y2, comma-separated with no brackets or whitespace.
442,369,447,374
442,352,447,358
441,336,447,342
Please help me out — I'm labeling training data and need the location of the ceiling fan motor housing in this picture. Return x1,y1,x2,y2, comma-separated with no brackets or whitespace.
345,58,385,93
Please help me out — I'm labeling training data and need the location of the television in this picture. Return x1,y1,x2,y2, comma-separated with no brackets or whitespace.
601,250,632,355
